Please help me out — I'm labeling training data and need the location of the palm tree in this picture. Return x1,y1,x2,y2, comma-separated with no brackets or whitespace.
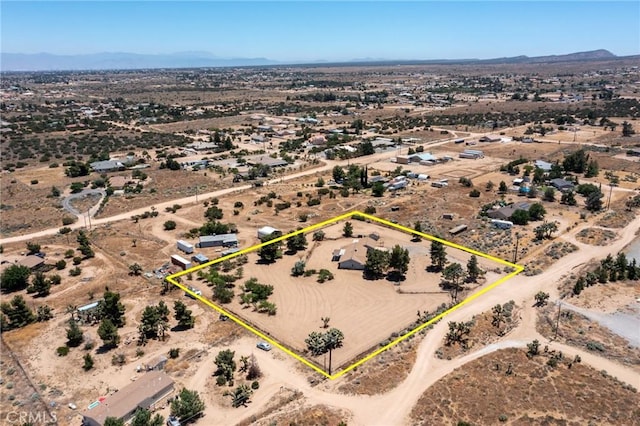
324,328,344,375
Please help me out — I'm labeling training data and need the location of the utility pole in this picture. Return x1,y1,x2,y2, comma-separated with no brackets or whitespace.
607,183,613,210
554,301,562,340
513,232,521,264
87,208,92,230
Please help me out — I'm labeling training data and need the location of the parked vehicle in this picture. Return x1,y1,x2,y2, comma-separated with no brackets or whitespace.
185,287,202,299
257,341,272,351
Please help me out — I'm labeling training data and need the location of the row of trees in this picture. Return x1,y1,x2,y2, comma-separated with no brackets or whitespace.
573,252,639,295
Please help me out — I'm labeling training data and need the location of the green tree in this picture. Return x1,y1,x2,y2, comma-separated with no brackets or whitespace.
343,221,353,238
332,166,345,182
430,240,448,271
305,331,326,356
214,349,236,384
510,209,530,225
442,262,466,302
622,121,635,137
138,302,169,342
528,203,546,220
170,388,206,423
534,291,549,307
98,318,120,348
163,220,177,231
99,291,126,327
388,245,410,279
26,241,41,255
371,181,385,197
0,264,31,293
498,181,508,193
0,295,35,330
286,232,307,254
586,190,604,211
560,191,577,206
128,263,143,276
485,181,495,191
543,187,555,202
174,300,195,329
585,160,599,178
312,230,325,241
534,221,558,240
257,233,282,264
491,304,507,333
28,272,51,297
83,353,94,371
364,248,389,279
229,384,253,408
103,417,125,426
466,255,481,282
66,319,84,347
131,408,164,426
533,168,545,185
324,328,344,374
412,221,423,241
36,305,53,322
291,260,306,277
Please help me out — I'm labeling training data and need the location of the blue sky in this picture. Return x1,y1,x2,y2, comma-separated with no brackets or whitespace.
2,1,639,61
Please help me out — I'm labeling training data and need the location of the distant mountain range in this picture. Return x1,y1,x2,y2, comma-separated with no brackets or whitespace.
0,49,633,72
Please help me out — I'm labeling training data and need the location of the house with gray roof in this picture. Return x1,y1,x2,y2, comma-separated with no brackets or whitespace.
81,371,174,426
487,202,531,220
550,178,575,192
198,234,238,248
90,160,125,173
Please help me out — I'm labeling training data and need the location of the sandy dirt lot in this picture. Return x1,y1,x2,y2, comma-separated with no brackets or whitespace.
187,220,504,372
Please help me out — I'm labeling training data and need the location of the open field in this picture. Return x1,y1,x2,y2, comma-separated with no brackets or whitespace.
183,219,507,373
409,347,640,425
1,59,640,426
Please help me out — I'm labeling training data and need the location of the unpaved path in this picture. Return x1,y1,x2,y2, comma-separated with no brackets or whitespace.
193,213,640,426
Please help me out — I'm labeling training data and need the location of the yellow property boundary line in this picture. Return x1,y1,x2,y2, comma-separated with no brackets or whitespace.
165,211,523,380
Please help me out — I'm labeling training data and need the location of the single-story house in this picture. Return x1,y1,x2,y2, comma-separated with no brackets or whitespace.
550,178,575,192
198,234,238,248
308,135,327,146
334,239,388,270
90,160,125,173
459,149,484,159
81,371,174,426
246,155,288,168
187,142,218,151
18,255,45,270
534,160,553,172
479,134,501,143
258,226,280,239
487,202,531,220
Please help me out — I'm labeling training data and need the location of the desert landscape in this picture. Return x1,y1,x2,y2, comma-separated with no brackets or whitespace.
1,20,640,425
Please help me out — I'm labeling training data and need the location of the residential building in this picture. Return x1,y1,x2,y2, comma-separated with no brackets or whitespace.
550,178,575,192
257,226,280,239
333,238,388,270
18,255,44,270
487,202,531,220
534,160,553,172
197,234,238,248
81,371,174,426
90,160,125,173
